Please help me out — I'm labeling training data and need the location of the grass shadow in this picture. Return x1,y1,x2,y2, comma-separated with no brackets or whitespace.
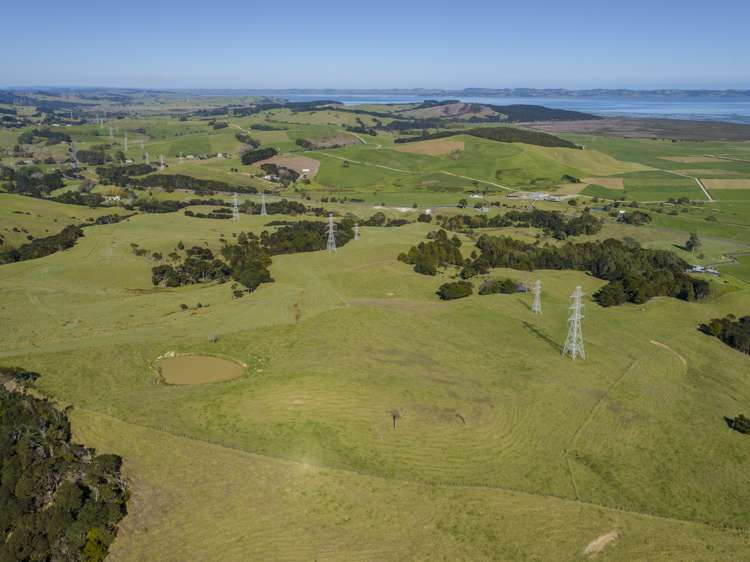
522,321,562,353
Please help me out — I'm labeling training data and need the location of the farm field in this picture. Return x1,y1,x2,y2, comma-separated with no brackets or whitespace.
2,97,750,561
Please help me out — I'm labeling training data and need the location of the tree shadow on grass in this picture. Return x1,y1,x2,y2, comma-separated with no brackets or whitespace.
522,321,562,353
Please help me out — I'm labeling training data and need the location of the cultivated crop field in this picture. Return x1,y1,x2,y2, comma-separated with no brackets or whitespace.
2,97,750,561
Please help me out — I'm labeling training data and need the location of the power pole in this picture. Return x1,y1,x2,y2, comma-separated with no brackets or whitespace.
326,213,337,253
532,280,542,314
562,286,586,360
354,223,360,240
232,192,240,221
260,192,267,216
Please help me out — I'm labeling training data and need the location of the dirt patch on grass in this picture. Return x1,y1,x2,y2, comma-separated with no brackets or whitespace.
258,155,320,176
582,177,624,189
157,354,246,385
702,178,750,190
556,182,589,195
306,135,359,149
661,156,722,163
395,139,465,156
583,531,619,557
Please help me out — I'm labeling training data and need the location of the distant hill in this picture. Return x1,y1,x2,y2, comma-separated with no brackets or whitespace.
394,126,580,149
394,100,599,123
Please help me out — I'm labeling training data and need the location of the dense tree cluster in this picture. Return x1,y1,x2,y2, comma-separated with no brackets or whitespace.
52,190,105,207
0,225,84,264
220,232,273,293
184,208,233,219
466,235,709,306
618,210,652,226
0,380,127,562
728,414,750,435
151,220,353,293
234,131,260,148
95,164,156,186
239,198,307,216
17,128,71,145
397,229,464,275
151,246,232,287
699,315,750,355
437,281,473,300
135,174,256,195
260,219,355,255
478,278,520,295
77,149,109,165
3,166,64,198
260,163,299,185
240,147,277,165
439,209,602,238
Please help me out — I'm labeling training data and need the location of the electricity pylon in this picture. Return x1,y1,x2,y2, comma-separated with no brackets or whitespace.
232,193,240,221
354,223,360,240
260,192,267,216
532,280,542,314
562,286,586,360
326,213,337,253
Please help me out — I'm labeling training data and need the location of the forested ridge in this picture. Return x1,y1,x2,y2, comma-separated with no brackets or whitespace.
394,126,579,148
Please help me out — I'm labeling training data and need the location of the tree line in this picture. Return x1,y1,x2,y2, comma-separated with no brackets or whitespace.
439,209,603,238
397,231,709,306
700,315,750,355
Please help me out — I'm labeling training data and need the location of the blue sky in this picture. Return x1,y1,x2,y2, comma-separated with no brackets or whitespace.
1,0,748,89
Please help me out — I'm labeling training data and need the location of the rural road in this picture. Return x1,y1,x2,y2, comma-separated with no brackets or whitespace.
659,169,714,201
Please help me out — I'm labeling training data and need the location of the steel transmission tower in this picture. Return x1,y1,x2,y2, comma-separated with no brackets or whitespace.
144,152,150,165
260,192,267,216
532,280,542,314
562,286,586,360
109,127,113,139
123,133,128,152
232,193,240,221
70,142,78,170
159,155,165,170
326,213,337,253
354,223,360,240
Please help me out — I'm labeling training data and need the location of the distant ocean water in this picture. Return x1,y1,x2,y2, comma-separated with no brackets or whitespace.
280,94,750,124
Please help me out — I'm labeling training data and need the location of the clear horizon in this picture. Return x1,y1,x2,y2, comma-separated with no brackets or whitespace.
2,0,748,90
